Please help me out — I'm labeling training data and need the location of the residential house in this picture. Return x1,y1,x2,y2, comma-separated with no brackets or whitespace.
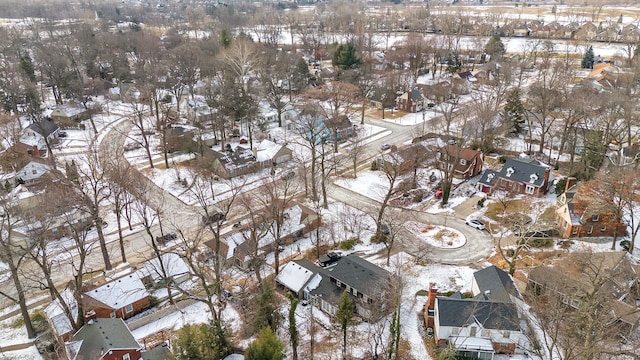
574,22,598,41
50,103,89,126
182,95,215,121
15,161,53,186
83,274,150,320
65,318,142,360
135,253,191,290
527,251,640,333
209,203,320,270
452,71,475,94
425,266,525,358
205,146,260,179
477,157,552,197
252,139,293,168
15,119,60,157
555,177,627,238
396,88,423,113
436,145,483,179
276,255,393,321
375,142,433,174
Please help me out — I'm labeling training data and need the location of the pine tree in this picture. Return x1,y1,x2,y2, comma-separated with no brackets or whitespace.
484,35,506,58
287,293,300,360
503,88,526,135
332,43,362,70
446,52,462,74
581,46,595,69
245,327,285,360
174,322,231,360
335,290,355,358
254,281,278,332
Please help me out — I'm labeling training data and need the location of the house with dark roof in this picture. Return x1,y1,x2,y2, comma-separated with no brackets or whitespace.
15,119,60,157
425,266,525,357
83,274,150,320
436,145,483,179
396,88,423,113
276,256,393,321
207,146,260,179
477,157,551,197
65,318,142,360
555,177,627,238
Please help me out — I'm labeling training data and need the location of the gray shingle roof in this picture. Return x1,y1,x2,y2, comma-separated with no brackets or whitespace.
28,119,60,137
328,255,391,298
479,158,548,187
436,297,520,331
473,266,520,303
69,318,140,360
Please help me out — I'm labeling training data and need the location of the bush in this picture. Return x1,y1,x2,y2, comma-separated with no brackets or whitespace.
526,237,554,248
370,234,387,244
559,240,574,249
415,289,429,297
340,237,359,250
11,317,25,328
620,240,631,252
371,161,378,171
422,225,436,233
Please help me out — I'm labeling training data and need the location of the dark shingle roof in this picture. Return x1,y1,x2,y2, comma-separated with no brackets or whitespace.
436,297,520,331
329,255,391,297
479,158,548,187
473,266,520,303
27,119,59,137
69,318,140,360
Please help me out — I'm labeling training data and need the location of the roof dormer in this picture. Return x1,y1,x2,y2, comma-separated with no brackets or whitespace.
505,167,515,177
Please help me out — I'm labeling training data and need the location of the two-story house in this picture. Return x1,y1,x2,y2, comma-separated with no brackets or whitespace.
396,88,423,113
477,157,551,197
15,119,60,157
436,145,483,179
425,266,526,358
276,255,392,321
555,177,627,238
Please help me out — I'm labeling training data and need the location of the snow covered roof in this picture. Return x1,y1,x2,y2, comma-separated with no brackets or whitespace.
275,261,317,293
44,287,78,336
52,104,86,117
255,139,284,162
84,274,149,310
136,253,190,282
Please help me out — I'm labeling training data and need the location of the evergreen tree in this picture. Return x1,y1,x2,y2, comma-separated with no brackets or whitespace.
581,46,595,69
287,293,300,360
19,51,36,83
245,327,285,360
220,29,232,48
254,281,279,332
332,43,362,70
503,88,526,135
174,322,231,360
445,52,462,74
292,57,310,90
484,35,506,58
335,290,355,358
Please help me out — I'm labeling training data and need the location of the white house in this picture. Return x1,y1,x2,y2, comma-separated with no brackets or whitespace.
16,162,52,184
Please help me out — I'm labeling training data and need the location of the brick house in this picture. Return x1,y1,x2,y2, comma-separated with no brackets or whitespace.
83,274,150,320
555,177,627,238
477,158,551,197
396,88,423,113
65,318,142,360
436,145,483,179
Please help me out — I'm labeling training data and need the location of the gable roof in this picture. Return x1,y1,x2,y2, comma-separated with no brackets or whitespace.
329,255,391,296
211,147,256,170
480,158,548,187
473,265,520,303
254,139,286,162
16,161,52,182
27,119,60,137
44,286,78,337
67,318,140,360
436,297,520,331
275,259,319,293
84,274,149,310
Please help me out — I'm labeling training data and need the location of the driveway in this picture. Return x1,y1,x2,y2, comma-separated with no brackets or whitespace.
327,184,493,265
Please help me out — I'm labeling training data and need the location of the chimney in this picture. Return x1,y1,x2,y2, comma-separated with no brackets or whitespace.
84,310,97,323
565,177,577,193
427,283,438,310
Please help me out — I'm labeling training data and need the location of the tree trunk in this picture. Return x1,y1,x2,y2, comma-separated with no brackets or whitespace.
12,268,36,338
115,210,127,264
94,214,112,270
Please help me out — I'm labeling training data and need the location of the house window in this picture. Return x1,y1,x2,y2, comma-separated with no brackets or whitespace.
363,295,369,303
504,331,511,338
123,354,131,360
587,226,593,234
110,311,116,318
336,280,342,288
571,299,581,308
601,226,607,232
459,159,466,166
470,326,477,337
451,328,460,335
525,184,535,194
483,329,491,336
592,215,599,222
572,228,578,235
32,170,37,175
125,304,133,313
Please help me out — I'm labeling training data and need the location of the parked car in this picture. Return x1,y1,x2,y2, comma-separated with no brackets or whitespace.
466,219,486,231
380,143,391,151
58,131,68,138
317,252,342,267
202,212,225,225
280,170,295,181
155,232,177,245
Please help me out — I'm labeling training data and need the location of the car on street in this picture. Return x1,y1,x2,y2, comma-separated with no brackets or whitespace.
280,170,295,181
202,212,225,225
466,219,486,231
155,232,177,245
381,143,391,151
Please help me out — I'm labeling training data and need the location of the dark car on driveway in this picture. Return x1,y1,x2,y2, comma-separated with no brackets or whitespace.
202,212,225,226
317,252,342,267
155,232,177,245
